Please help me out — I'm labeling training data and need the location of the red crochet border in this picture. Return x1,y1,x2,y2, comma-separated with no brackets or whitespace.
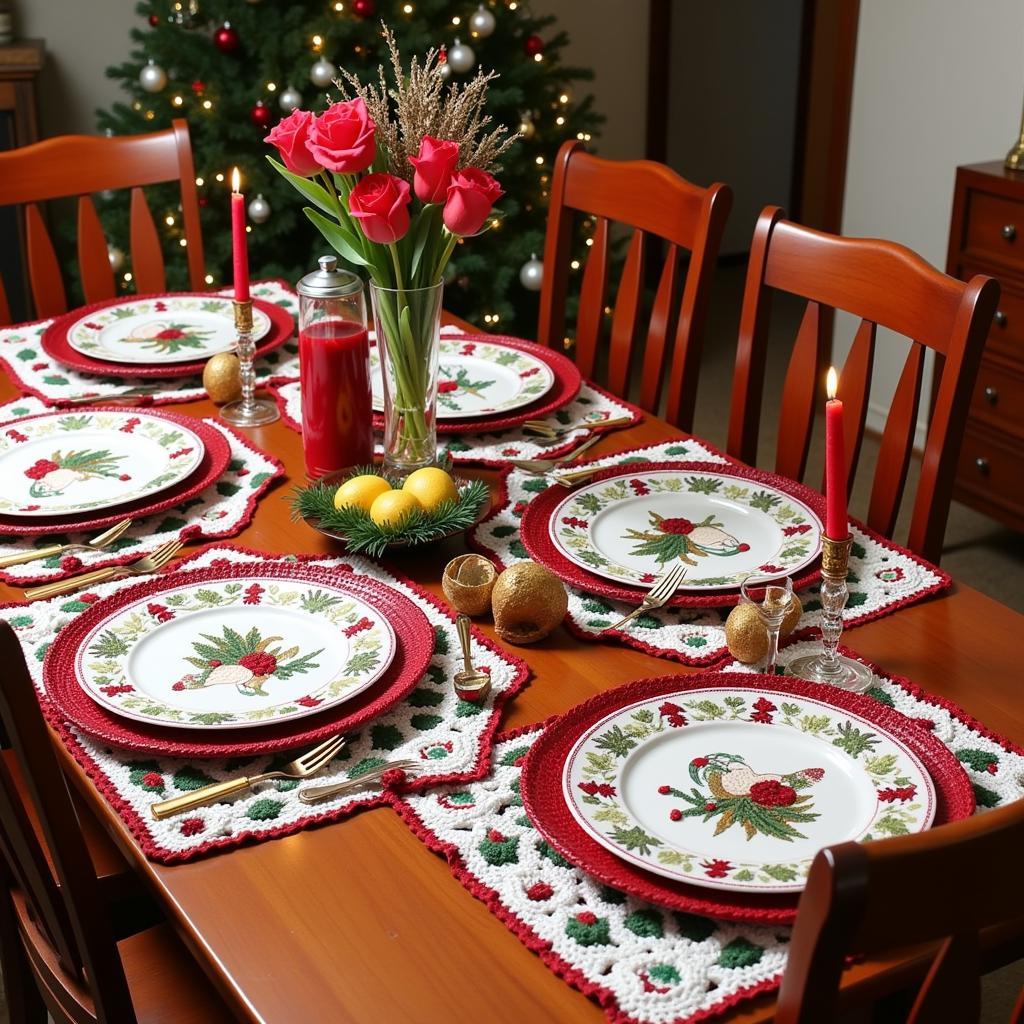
2,543,530,864
389,651,1017,1024
0,280,301,406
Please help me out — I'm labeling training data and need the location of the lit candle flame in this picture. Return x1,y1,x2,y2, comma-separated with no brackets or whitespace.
826,366,838,400
231,167,241,193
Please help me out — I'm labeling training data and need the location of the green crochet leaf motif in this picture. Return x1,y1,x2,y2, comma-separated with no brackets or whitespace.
624,909,663,938
718,937,764,969
246,798,283,821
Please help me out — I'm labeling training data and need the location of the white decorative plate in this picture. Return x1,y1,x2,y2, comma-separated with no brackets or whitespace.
76,576,397,730
563,686,936,893
66,295,272,365
0,410,205,519
549,470,822,590
371,337,555,419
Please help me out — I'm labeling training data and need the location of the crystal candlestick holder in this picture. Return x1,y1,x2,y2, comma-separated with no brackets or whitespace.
220,299,279,427
788,535,873,693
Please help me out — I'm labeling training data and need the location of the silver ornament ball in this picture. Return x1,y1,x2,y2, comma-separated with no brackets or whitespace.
438,61,452,81
519,254,543,292
469,4,496,39
279,85,302,112
107,245,125,273
310,58,335,89
139,59,167,93
247,194,271,224
447,38,476,74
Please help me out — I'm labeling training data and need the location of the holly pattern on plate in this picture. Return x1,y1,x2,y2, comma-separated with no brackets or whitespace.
436,366,495,408
624,511,750,567
123,320,217,355
25,448,130,496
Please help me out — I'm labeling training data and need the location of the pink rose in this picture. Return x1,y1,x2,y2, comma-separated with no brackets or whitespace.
306,98,376,174
348,173,411,244
443,168,503,236
265,109,321,177
408,136,459,203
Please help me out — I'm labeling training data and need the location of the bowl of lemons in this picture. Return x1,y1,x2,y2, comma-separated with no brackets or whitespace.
291,465,490,557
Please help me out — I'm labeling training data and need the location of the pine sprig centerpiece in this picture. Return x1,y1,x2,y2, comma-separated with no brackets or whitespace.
292,469,488,557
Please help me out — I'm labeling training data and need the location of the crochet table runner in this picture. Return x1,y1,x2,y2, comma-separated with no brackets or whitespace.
0,397,283,586
0,544,529,863
394,642,1021,1024
0,280,299,406
471,441,951,668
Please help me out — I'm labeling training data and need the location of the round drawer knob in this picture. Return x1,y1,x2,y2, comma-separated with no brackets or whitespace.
984,386,999,404
1002,224,1017,240
994,310,1008,327
975,457,990,474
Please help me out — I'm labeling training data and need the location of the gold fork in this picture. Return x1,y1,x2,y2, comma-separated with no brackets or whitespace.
23,537,185,602
522,415,633,440
0,518,133,570
298,758,421,804
601,563,688,633
509,433,602,474
151,734,346,819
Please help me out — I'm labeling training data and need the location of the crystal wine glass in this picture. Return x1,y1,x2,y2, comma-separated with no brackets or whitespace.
739,575,794,677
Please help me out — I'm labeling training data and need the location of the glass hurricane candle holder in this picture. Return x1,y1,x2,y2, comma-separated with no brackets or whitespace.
789,535,873,693
220,299,279,427
739,575,793,677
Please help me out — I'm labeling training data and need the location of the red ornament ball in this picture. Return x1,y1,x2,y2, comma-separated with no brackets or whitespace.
353,0,376,17
191,79,205,94
250,100,273,129
213,22,240,54
148,13,160,26
524,34,544,57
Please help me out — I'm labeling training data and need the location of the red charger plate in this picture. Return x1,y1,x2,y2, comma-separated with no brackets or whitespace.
40,293,295,379
371,333,584,435
521,673,976,925
43,561,435,758
0,408,231,537
519,460,826,609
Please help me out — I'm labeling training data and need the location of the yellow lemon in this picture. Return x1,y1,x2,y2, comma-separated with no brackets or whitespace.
402,467,459,513
369,489,422,528
333,474,392,513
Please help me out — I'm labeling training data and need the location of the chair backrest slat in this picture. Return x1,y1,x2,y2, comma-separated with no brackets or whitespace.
729,207,998,563
0,276,10,326
538,140,731,430
128,186,166,294
25,203,67,318
77,196,116,305
606,229,645,397
573,216,610,380
639,246,680,413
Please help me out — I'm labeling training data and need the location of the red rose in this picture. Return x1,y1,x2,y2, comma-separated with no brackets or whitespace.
749,780,797,807
659,517,694,535
265,108,321,177
238,652,278,677
443,168,503,236
348,173,411,244
690,756,709,768
409,136,460,203
306,98,376,174
155,329,187,340
437,380,458,394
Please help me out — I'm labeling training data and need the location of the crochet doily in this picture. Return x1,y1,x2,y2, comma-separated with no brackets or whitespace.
395,644,1024,1024
0,280,299,405
471,441,951,667
0,544,529,863
0,396,283,584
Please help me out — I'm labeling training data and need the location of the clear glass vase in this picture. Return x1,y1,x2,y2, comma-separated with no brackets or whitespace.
368,280,442,477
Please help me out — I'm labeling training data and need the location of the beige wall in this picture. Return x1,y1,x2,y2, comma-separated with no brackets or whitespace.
839,0,1024,439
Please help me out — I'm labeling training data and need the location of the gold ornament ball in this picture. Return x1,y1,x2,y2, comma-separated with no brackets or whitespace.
725,593,804,664
491,561,568,645
203,352,242,404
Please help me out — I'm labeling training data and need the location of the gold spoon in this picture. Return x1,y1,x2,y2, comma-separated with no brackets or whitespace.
454,615,491,703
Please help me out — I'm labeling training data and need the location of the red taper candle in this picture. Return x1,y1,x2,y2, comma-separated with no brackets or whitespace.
230,167,250,304
824,366,848,539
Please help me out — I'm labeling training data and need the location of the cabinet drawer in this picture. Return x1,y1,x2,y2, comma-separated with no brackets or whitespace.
968,358,1024,440
960,261,1024,364
954,427,1024,521
964,190,1024,269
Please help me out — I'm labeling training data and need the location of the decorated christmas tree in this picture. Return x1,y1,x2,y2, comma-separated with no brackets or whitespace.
94,0,603,334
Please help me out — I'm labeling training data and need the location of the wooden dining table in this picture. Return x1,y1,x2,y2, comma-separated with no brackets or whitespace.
1,326,1022,1024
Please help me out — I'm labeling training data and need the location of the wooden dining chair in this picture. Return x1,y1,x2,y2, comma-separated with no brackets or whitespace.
777,797,1024,1023
537,140,732,430
0,119,206,326
728,207,999,564
0,621,232,1023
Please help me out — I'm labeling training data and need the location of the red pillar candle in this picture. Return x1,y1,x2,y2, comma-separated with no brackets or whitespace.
230,167,250,303
824,366,848,539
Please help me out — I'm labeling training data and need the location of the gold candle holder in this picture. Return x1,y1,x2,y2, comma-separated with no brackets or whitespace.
1006,89,1024,172
787,532,872,693
220,298,279,427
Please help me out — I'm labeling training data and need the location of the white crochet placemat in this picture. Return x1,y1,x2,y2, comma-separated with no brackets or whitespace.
0,396,284,585
395,645,1022,1024
0,544,529,864
471,442,951,667
0,280,299,405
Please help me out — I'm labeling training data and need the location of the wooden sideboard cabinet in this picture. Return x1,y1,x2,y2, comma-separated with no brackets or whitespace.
945,161,1024,532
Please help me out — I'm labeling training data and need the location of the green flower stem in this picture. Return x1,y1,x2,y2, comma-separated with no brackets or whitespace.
432,231,459,286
